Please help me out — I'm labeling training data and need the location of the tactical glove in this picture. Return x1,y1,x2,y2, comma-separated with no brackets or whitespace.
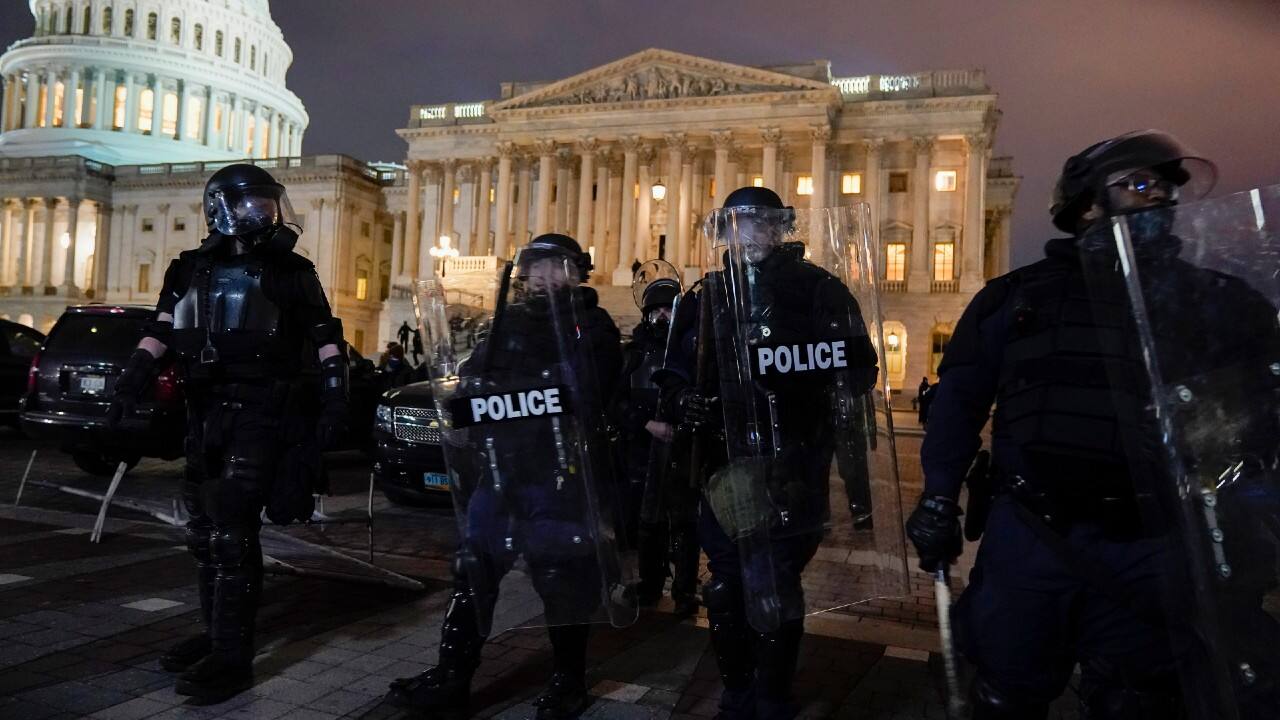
676,389,718,429
905,495,963,573
106,348,156,429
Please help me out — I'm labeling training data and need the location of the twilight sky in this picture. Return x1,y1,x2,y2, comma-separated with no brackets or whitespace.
3,0,1277,267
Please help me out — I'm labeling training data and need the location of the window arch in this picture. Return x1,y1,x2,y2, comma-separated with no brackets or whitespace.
64,5,74,34
102,6,112,34
215,30,224,56
82,5,91,34
194,24,203,50
928,324,953,378
170,17,180,44
124,8,134,36
882,321,907,389
146,12,157,40
234,38,241,63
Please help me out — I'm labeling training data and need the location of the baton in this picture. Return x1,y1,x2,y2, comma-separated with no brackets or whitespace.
935,567,965,718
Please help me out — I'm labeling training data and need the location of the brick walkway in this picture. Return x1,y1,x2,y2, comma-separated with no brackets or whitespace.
0,427,1083,720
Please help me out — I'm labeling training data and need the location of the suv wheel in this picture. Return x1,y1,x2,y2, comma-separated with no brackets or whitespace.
72,451,141,477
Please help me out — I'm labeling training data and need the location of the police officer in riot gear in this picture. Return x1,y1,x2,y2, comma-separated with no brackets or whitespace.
387,233,623,720
614,273,700,613
658,187,879,720
905,130,1240,718
106,164,349,702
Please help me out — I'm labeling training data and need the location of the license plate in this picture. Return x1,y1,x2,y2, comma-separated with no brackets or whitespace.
423,472,450,490
78,375,106,394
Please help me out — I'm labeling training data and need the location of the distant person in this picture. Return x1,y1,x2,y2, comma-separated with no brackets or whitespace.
397,320,412,350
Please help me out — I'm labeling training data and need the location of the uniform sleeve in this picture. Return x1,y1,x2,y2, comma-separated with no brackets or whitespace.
591,310,624,403
293,265,336,330
919,278,1012,500
154,259,186,317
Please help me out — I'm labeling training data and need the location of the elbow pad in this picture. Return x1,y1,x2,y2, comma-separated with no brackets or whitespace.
308,317,345,348
319,354,349,404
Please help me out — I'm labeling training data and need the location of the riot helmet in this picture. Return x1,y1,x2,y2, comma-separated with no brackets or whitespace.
641,277,680,325
708,186,797,264
512,233,591,301
203,164,298,240
1050,130,1216,235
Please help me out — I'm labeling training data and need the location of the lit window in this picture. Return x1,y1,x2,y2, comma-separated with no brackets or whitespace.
112,85,127,129
52,82,65,127
930,328,952,375
138,264,151,293
708,179,715,198
933,242,955,282
842,173,862,194
214,104,224,132
935,170,957,192
489,187,495,203
138,88,154,132
883,322,906,382
37,85,48,127
161,92,178,136
888,172,909,193
885,243,906,282
356,271,369,301
74,85,84,126
452,188,460,205
752,176,764,187
186,97,203,139
796,175,814,196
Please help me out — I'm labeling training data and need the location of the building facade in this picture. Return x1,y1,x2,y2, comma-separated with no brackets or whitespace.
390,49,1020,388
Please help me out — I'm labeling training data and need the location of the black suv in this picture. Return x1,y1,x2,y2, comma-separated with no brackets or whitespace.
21,306,186,475
1,319,44,425
372,380,451,506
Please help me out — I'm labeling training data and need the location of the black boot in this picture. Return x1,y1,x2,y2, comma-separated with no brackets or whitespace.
163,520,216,673
636,522,670,606
670,522,701,616
535,624,591,720
176,525,261,703
704,578,756,720
754,619,804,720
386,585,486,716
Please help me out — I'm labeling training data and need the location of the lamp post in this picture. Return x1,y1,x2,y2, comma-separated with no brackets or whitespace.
429,235,460,277
650,182,667,202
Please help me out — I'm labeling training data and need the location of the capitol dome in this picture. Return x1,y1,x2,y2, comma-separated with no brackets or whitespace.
0,0,308,165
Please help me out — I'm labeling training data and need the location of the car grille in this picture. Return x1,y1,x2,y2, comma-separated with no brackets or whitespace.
393,406,442,445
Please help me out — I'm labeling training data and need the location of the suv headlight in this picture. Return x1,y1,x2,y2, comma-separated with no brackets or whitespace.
376,404,394,434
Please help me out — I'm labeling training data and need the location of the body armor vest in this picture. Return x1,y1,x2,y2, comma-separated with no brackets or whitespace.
171,253,293,379
992,257,1147,498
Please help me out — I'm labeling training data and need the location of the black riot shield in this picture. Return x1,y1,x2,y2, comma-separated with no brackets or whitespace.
1080,185,1280,719
414,264,638,637
701,203,909,633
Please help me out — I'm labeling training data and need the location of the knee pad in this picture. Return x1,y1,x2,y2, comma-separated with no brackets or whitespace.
970,677,1049,720
210,525,256,570
702,576,742,615
1079,660,1183,720
186,518,213,563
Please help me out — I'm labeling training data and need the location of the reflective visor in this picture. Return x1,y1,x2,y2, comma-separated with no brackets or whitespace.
208,184,295,236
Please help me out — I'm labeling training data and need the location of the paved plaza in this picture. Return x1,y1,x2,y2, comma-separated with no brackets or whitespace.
0,425,1079,719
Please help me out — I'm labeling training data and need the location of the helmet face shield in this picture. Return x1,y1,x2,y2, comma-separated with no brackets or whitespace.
706,206,796,264
208,184,295,237
512,252,575,300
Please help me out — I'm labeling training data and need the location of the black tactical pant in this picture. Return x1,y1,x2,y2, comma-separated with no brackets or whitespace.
182,384,282,664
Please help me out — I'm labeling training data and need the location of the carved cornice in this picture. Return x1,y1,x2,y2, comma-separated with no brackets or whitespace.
496,141,518,159
760,127,782,145
534,138,558,156
664,132,686,151
809,125,832,145
576,137,599,156
861,137,886,154
710,129,734,151
965,132,990,153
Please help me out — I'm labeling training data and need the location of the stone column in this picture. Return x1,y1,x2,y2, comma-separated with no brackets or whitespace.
0,200,13,285
554,148,572,233
475,157,494,256
2,75,13,132
533,139,556,236
19,199,39,290
41,198,60,292
150,77,165,136
592,148,610,266
809,125,830,210
514,154,532,249
680,144,696,270
575,138,597,249
663,134,684,264
614,136,641,284
439,159,456,242
175,80,190,139
419,165,442,273
255,106,269,158
402,160,422,281
24,71,39,129
292,124,303,155
203,88,217,146
494,142,516,259
635,145,655,262
390,210,404,280
961,133,989,292
605,155,623,277
908,137,934,291
761,127,781,191
62,67,80,127
862,138,883,237
43,68,58,128
61,199,82,295
455,163,475,254
711,130,733,208
92,202,112,299
996,207,1012,277
95,69,113,129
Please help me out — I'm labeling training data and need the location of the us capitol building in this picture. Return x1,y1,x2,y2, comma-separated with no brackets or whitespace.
0,0,1019,390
